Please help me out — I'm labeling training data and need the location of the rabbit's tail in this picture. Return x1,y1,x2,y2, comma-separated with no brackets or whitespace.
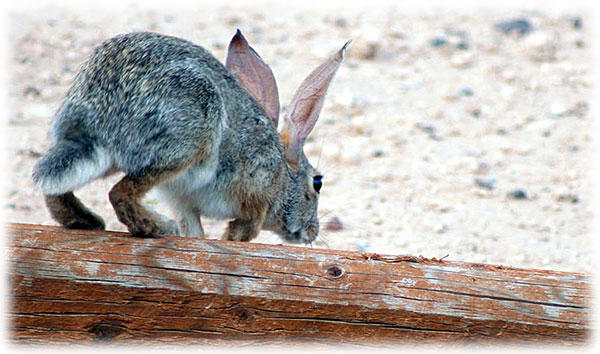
32,140,113,195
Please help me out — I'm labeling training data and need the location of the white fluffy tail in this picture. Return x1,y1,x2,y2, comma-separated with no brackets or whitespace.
32,141,113,195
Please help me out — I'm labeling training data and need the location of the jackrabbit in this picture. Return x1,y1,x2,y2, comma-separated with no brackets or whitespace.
32,30,349,243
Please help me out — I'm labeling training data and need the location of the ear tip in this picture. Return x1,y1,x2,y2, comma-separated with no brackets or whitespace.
232,29,246,42
340,39,352,58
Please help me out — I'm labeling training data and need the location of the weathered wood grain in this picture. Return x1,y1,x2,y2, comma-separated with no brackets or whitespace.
7,223,590,345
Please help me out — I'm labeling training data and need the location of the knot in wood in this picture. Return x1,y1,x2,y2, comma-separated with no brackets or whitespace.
236,308,254,322
326,264,345,279
89,322,125,341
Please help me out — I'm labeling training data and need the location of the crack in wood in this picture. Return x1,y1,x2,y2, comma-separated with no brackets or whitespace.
273,316,466,334
7,223,591,344
399,285,586,309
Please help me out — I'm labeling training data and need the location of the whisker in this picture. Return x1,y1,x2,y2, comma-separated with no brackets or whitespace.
317,160,340,177
314,234,331,249
318,209,336,219
316,136,326,171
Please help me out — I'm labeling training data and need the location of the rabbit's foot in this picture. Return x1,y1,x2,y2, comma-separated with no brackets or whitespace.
123,214,180,238
155,215,181,237
66,211,106,231
223,219,260,241
223,209,266,242
45,193,106,231
180,212,205,238
157,217,181,237
110,175,181,238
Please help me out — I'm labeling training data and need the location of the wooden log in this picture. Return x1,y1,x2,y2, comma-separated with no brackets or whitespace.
7,223,590,345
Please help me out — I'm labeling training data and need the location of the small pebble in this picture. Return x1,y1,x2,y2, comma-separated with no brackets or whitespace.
571,101,588,118
475,177,496,190
389,29,406,39
496,128,508,135
459,86,474,96
556,194,579,204
325,216,344,231
352,42,378,60
570,16,583,30
334,17,348,28
415,122,440,140
17,148,42,158
507,189,528,200
7,203,32,211
429,30,469,50
429,37,448,48
525,32,558,61
450,52,473,68
467,106,481,118
550,101,569,117
456,40,469,50
351,25,383,60
494,18,533,36
433,223,448,234
447,30,470,50
372,149,385,158
23,86,41,98
474,162,490,175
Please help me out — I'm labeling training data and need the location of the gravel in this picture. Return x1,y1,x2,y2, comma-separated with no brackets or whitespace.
4,3,593,273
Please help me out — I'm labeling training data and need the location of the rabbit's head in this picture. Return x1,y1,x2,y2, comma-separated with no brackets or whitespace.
226,30,349,244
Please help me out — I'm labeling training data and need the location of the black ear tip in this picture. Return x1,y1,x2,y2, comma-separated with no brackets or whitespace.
230,29,248,47
341,40,352,54
234,28,245,40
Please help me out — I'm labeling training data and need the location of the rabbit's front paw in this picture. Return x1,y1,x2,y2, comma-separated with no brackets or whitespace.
159,216,181,237
130,217,180,238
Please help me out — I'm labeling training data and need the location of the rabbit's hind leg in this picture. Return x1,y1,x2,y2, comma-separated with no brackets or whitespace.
109,170,181,238
45,192,105,230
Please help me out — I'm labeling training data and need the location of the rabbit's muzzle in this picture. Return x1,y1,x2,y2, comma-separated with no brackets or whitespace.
286,220,319,244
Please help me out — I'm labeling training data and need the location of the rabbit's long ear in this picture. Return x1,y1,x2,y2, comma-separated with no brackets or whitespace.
226,29,280,126
282,40,350,167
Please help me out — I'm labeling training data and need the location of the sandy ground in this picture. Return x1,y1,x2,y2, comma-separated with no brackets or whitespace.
4,2,594,273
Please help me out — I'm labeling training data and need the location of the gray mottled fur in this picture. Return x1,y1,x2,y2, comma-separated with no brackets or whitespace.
32,32,334,243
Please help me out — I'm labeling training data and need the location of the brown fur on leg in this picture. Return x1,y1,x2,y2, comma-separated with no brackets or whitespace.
45,192,105,230
109,172,180,238
223,207,267,242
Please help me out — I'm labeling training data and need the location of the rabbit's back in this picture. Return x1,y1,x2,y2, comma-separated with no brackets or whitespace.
53,32,240,177
68,32,227,103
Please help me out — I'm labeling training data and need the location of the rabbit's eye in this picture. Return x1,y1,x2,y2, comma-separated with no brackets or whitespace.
313,175,323,194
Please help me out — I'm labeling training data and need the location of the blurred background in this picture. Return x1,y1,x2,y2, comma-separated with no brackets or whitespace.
4,1,594,272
